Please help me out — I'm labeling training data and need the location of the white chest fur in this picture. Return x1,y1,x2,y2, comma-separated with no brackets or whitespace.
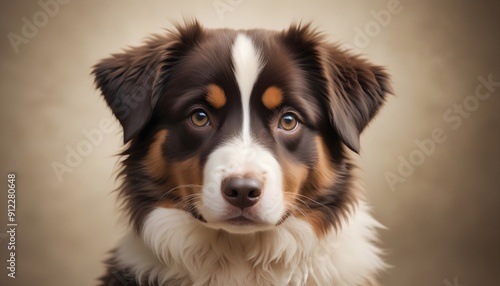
114,203,384,286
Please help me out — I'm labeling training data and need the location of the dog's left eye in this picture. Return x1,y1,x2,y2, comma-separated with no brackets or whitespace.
279,113,299,131
190,109,210,127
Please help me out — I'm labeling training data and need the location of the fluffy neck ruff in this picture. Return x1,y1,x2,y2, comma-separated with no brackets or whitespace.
113,203,385,286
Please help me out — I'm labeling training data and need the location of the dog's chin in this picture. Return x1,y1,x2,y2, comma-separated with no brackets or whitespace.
202,215,280,234
207,221,275,234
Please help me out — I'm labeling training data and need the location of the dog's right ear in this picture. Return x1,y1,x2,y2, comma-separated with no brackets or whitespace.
92,21,203,143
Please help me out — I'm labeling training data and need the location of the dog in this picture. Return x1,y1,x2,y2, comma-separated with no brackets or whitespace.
93,20,392,286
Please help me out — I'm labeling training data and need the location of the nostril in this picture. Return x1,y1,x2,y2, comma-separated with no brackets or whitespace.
229,189,238,197
248,189,261,198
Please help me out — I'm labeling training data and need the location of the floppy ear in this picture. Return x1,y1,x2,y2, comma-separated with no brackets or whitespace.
282,24,392,153
92,21,203,143
322,46,392,153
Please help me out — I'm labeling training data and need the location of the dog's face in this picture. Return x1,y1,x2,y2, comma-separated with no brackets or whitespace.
93,21,391,236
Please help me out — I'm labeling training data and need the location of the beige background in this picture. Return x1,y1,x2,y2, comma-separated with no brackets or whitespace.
1,0,499,285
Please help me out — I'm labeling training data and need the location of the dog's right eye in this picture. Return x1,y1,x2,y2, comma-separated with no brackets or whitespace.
278,113,299,131
190,109,210,127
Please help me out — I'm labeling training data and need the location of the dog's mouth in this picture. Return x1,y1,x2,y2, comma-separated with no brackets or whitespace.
181,199,292,230
180,193,291,232
222,210,292,230
183,198,262,226
225,215,256,226
185,205,261,227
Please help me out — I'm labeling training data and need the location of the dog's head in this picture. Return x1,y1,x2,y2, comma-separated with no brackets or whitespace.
93,21,391,236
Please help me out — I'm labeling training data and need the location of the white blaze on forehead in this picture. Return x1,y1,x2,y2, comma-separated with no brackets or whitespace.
231,33,263,144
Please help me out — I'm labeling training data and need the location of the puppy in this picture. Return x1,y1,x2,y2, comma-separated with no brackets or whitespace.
93,21,392,286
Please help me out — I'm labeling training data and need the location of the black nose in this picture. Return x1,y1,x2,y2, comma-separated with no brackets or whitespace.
222,177,262,209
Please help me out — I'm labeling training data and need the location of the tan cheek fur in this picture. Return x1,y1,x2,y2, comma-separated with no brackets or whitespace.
143,129,203,210
312,136,337,189
282,157,309,209
286,136,339,237
170,157,203,199
143,129,169,180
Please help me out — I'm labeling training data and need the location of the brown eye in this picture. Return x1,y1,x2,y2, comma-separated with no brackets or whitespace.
190,109,210,127
279,113,298,131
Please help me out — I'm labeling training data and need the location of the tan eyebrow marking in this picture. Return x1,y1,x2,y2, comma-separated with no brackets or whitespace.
261,86,283,110
206,84,226,109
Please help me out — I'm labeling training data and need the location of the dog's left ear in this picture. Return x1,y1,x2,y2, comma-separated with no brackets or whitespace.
282,24,392,153
92,37,166,143
321,45,393,153
92,21,203,143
